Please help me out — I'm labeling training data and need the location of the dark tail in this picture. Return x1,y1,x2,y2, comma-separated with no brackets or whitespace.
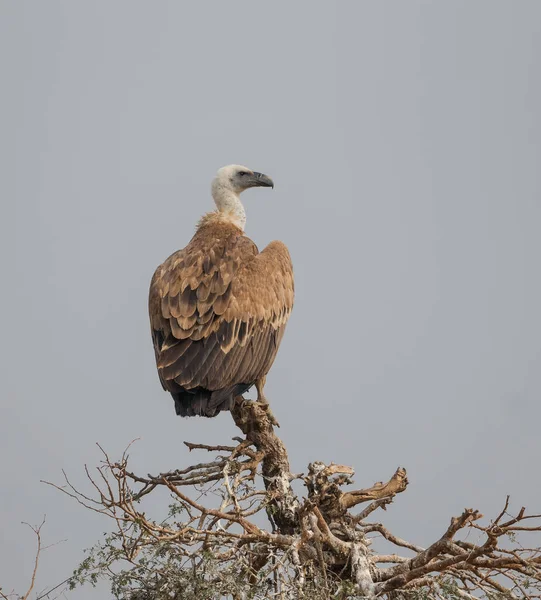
172,384,252,418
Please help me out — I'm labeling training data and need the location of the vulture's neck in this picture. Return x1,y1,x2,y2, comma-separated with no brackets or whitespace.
212,188,246,231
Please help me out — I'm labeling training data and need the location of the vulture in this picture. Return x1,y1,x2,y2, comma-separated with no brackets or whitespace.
149,165,294,418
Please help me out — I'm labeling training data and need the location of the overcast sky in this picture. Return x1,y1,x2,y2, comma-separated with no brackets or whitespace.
2,1,540,597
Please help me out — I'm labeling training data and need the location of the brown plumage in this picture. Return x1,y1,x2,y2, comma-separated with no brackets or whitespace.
148,165,294,417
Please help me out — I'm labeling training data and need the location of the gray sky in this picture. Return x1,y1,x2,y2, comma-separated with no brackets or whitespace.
2,1,540,597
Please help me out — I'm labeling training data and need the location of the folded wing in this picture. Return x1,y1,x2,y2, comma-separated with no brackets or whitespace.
149,221,294,403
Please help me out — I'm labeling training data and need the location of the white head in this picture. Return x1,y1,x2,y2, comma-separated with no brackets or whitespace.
211,165,274,230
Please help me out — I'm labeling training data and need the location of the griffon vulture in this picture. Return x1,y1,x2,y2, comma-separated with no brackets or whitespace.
149,165,294,418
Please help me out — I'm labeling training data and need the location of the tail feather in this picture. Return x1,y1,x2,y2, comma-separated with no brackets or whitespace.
172,383,253,417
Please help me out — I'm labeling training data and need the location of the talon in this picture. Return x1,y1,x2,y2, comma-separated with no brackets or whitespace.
269,413,281,428
255,401,280,428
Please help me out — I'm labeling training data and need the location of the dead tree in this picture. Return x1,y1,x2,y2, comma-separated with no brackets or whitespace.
44,398,541,599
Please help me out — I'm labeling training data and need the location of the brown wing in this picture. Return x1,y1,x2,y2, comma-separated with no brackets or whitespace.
149,220,294,396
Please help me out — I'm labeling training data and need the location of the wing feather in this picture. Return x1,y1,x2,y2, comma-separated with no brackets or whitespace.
149,219,294,397
158,337,193,369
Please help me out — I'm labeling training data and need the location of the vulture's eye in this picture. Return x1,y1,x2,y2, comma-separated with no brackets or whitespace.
238,171,247,177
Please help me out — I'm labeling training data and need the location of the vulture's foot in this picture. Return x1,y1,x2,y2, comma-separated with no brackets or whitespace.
254,400,280,428
232,396,280,432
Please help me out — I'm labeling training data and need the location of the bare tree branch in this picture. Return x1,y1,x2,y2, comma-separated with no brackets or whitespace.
38,397,541,600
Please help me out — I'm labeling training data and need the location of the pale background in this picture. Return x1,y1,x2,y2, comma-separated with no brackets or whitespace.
1,1,540,597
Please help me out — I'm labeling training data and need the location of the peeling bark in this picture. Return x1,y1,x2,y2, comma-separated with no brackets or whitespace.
231,398,299,534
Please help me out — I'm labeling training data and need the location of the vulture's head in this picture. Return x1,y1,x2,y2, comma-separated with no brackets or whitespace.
212,165,274,197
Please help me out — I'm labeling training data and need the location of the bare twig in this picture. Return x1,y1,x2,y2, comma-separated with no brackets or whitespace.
39,402,541,599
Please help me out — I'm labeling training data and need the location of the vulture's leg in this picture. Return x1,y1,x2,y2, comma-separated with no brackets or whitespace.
255,376,268,403
255,376,280,428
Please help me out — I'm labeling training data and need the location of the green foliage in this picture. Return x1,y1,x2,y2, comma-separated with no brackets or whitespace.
69,538,284,600
68,533,484,600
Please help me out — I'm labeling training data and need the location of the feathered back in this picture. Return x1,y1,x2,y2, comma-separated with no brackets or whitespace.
149,213,294,416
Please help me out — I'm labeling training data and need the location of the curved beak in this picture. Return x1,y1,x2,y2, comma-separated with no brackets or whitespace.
251,172,274,189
